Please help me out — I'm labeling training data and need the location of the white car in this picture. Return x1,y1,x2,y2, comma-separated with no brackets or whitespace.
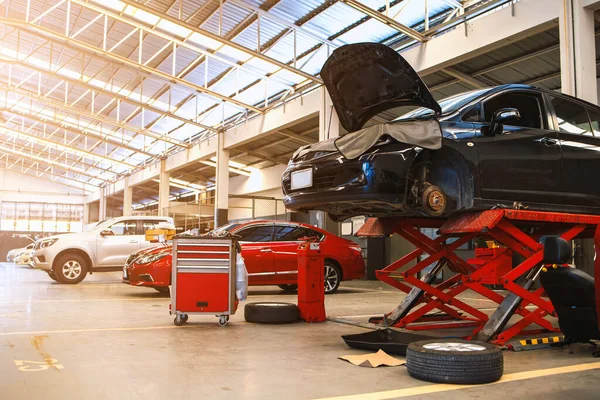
31,215,174,284
8,244,34,263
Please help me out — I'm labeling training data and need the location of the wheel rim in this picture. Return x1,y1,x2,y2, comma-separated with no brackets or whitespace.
423,342,486,352
62,260,82,280
324,265,339,293
426,189,445,212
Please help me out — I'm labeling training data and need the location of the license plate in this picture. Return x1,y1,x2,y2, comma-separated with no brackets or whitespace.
291,168,313,190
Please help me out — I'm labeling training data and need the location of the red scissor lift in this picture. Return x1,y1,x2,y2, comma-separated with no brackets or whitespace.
358,209,600,347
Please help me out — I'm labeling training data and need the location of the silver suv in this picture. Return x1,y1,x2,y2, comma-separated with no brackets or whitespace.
32,216,174,284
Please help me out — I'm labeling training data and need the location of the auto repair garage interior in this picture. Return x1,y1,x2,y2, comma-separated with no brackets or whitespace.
5,0,600,398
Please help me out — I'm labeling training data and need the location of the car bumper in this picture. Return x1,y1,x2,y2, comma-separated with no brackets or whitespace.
282,151,415,219
123,262,170,288
32,250,51,271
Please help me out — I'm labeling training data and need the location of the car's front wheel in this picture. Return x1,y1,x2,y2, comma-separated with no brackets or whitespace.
324,262,342,294
47,271,59,282
154,287,170,295
53,254,88,284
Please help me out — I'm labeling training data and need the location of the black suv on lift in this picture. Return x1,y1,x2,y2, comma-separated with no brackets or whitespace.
282,43,600,221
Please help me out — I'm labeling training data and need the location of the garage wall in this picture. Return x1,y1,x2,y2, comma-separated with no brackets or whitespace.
0,169,86,204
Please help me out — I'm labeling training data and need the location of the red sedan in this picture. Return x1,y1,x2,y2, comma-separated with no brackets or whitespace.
123,220,364,294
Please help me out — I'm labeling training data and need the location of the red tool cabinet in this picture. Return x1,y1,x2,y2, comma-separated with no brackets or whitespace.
170,237,237,326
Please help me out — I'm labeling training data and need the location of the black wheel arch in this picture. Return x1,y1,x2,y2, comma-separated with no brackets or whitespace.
410,147,475,212
53,249,93,274
324,258,343,281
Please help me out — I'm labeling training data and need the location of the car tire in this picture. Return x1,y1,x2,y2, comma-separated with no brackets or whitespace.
53,253,88,284
47,271,59,282
244,302,299,324
154,287,170,295
324,262,342,294
406,339,503,385
278,284,298,292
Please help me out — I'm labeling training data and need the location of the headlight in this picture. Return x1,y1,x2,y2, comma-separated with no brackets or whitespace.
39,238,58,248
136,252,169,265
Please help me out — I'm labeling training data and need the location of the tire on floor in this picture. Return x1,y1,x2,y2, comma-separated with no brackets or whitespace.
244,302,299,324
406,339,503,384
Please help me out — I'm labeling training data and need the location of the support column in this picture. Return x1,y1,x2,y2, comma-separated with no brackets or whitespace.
99,187,107,221
559,0,597,103
214,133,230,227
123,176,133,216
158,159,170,217
83,203,90,225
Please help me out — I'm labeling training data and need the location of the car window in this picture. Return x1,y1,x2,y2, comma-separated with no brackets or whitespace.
462,104,481,122
551,96,594,136
483,92,543,129
108,220,137,236
236,225,273,242
273,226,313,241
397,88,491,120
587,108,600,137
142,220,169,231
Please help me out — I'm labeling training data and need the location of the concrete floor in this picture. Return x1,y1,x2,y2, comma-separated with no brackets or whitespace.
1,262,599,400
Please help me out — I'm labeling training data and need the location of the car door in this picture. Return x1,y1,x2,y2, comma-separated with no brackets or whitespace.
96,219,141,267
474,90,562,204
270,225,314,284
549,96,600,207
235,224,275,284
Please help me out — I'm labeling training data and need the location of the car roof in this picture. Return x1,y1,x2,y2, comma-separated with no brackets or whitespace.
468,84,600,108
112,216,172,220
232,219,325,233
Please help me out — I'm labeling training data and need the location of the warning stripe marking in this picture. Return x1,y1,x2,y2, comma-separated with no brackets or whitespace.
519,336,565,346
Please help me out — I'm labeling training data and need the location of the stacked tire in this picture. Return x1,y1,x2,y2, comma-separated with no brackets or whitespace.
244,302,299,324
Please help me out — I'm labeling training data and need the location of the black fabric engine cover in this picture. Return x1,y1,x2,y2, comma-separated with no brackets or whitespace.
540,268,600,342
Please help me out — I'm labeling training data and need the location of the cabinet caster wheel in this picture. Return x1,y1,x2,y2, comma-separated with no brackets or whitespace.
182,314,189,323
218,316,229,326
174,315,185,326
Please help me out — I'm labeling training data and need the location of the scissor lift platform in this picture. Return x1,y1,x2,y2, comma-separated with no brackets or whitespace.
357,209,600,346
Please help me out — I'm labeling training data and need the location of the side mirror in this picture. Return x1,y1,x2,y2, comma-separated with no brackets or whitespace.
543,236,571,264
485,108,521,136
100,229,114,236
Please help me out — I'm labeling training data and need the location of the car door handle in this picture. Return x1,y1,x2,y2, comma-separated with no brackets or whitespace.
129,240,139,244
260,249,273,253
540,137,558,146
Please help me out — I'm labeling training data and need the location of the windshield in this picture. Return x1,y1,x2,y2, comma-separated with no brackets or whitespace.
205,223,241,237
395,88,491,120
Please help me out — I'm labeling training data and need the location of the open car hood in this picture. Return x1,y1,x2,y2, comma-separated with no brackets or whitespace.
320,43,441,132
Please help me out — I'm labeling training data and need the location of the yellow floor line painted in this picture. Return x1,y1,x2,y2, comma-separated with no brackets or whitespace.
315,362,600,400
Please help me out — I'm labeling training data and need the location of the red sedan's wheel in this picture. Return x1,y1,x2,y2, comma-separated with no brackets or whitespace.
153,286,170,295
324,262,341,294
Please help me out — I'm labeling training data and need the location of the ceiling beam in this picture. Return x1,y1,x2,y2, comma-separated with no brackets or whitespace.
0,82,188,149
442,66,491,88
0,139,111,181
277,129,315,144
0,124,138,169
0,18,263,114
2,154,99,190
339,0,428,42
119,0,322,85
1,108,154,157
